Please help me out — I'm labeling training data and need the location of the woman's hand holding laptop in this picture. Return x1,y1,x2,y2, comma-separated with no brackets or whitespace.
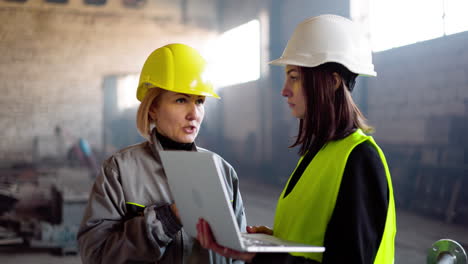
246,225,273,236
197,218,272,262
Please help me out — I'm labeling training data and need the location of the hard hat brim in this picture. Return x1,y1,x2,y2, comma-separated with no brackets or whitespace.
268,57,377,77
137,82,220,102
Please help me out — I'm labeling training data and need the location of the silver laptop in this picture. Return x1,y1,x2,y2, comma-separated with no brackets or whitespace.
159,150,325,253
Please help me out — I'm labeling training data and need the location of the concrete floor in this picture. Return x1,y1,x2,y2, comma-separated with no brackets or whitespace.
1,178,467,263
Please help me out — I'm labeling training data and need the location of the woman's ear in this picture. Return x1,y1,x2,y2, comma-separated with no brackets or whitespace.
148,106,157,122
332,72,342,91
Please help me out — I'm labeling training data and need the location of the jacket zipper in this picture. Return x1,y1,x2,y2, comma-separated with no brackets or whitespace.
180,231,184,264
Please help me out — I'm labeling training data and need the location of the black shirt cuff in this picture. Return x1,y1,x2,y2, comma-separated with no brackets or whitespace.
155,204,182,238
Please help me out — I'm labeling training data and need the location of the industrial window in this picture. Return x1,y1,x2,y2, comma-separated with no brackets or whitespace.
351,0,468,52
84,0,106,5
202,19,261,89
45,0,68,3
116,74,140,111
122,0,146,8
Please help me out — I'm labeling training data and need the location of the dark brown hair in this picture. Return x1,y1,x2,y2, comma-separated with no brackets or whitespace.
291,62,373,156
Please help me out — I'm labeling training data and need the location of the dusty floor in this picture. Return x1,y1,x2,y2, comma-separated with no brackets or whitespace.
1,178,467,264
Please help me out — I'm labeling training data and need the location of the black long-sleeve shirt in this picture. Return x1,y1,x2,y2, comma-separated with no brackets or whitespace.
252,141,389,264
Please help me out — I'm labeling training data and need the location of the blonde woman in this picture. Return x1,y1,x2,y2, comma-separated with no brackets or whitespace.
78,43,246,264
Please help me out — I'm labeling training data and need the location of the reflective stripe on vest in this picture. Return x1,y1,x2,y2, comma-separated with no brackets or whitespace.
273,129,396,263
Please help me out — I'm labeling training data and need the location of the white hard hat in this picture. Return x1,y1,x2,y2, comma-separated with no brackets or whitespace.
269,14,376,77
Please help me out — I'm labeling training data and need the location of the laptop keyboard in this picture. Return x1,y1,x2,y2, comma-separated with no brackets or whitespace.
241,233,283,247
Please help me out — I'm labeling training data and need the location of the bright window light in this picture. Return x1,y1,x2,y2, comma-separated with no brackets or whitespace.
202,19,261,89
352,0,468,52
117,74,140,111
369,0,444,52
444,0,468,35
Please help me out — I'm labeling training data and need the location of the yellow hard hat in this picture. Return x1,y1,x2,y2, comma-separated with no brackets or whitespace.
137,43,219,101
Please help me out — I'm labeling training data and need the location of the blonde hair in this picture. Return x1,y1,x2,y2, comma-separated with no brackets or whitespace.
136,87,164,141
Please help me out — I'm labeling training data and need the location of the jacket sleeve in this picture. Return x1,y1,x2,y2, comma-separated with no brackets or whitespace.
77,157,176,264
231,166,247,235
213,164,247,264
232,166,247,264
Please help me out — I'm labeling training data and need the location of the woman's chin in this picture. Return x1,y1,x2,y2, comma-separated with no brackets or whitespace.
291,112,303,119
177,136,196,144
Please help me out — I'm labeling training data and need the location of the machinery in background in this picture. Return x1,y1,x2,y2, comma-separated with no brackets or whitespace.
0,126,98,255
0,165,92,254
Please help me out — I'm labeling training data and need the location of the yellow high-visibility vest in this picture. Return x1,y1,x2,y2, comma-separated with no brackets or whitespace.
273,129,396,263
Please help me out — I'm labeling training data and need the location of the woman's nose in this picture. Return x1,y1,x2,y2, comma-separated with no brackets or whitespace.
186,103,199,121
281,83,291,97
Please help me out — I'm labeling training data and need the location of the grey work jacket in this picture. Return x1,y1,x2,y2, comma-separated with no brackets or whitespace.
77,134,246,264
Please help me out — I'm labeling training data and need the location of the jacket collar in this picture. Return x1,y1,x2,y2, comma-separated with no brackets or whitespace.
148,128,198,162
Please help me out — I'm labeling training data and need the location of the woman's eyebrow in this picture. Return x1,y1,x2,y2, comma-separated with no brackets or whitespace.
286,69,298,75
175,93,190,98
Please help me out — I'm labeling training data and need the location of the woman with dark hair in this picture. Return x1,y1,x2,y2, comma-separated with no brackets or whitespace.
197,14,396,264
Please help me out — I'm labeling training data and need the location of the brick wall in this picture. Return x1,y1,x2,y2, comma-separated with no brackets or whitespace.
365,32,468,218
0,1,215,163
367,31,468,145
